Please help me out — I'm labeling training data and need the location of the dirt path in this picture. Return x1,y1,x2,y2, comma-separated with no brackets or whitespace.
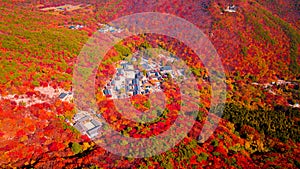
0,86,72,107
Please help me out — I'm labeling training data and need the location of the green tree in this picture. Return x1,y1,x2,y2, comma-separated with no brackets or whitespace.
71,142,82,154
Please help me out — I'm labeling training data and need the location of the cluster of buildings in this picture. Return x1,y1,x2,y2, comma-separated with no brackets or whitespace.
72,109,103,138
68,24,84,30
55,53,189,138
103,53,185,99
224,5,238,13
251,80,299,108
98,24,123,33
57,91,103,138
39,4,83,12
252,79,295,90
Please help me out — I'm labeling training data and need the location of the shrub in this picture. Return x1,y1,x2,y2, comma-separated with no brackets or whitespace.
71,142,82,154
197,152,209,162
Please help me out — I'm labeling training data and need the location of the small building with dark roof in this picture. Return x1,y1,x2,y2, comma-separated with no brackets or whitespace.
59,93,68,99
103,89,112,96
132,78,139,85
133,90,138,96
